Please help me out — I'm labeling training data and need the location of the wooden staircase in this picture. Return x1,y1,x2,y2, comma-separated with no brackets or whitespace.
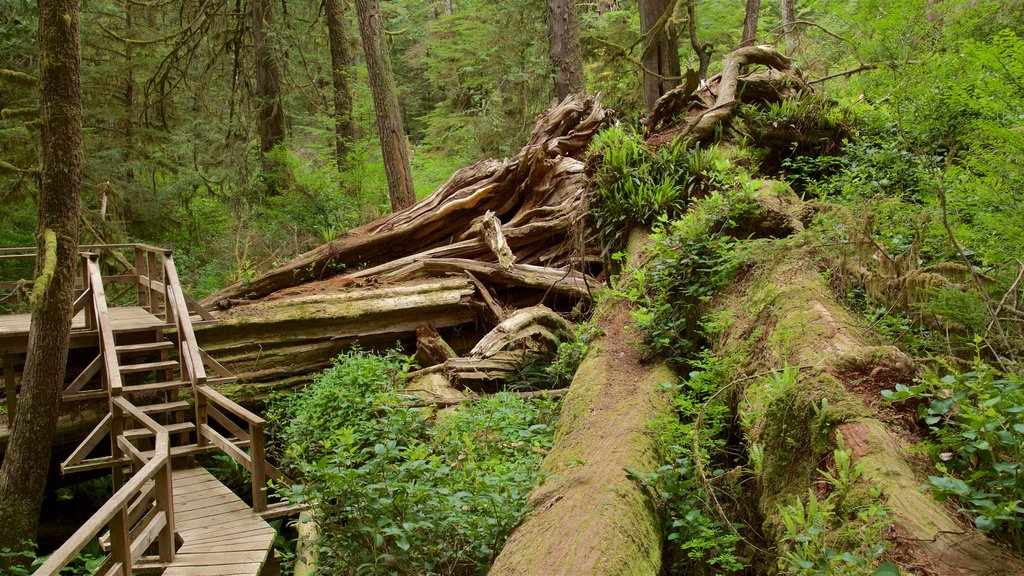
0,245,293,576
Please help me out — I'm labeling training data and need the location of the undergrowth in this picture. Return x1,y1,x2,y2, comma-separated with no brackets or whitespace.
268,348,559,575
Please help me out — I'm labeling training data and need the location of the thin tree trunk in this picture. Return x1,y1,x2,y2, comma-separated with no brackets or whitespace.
546,0,586,101
0,0,82,558
639,0,681,112
781,0,797,55
325,0,355,173
741,0,760,46
354,0,416,211
686,0,712,81
251,0,286,187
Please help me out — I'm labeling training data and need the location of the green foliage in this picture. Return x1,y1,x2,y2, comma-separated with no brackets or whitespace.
883,354,1024,550
0,541,103,575
740,94,854,177
619,185,763,364
640,352,749,575
589,127,739,252
776,437,893,575
270,349,558,575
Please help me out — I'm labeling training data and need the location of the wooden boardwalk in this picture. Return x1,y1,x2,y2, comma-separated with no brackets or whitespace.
162,468,277,576
2,245,294,576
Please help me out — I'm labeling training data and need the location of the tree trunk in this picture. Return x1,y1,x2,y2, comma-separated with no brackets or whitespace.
325,0,355,173
0,0,82,557
781,0,797,55
489,230,673,576
639,0,681,112
685,0,713,81
251,0,286,186
354,0,416,211
546,0,585,101
741,0,760,46
711,197,1024,576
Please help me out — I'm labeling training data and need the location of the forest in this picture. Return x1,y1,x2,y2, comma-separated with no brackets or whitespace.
1,0,1024,574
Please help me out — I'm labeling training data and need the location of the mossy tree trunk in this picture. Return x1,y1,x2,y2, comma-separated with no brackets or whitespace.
354,0,416,211
546,0,585,101
0,0,82,557
489,230,674,576
251,0,286,190
325,0,355,174
639,0,681,112
713,230,1024,574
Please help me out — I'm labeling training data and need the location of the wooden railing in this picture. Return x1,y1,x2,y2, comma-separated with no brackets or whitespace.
34,397,176,576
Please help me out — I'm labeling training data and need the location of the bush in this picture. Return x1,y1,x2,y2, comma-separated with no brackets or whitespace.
883,353,1024,551
270,349,559,575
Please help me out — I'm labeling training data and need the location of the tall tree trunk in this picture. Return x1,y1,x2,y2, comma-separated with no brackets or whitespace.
741,0,760,46
0,0,82,558
354,0,416,211
781,0,797,55
686,0,713,81
251,0,286,188
325,0,354,173
639,0,681,112
546,0,585,101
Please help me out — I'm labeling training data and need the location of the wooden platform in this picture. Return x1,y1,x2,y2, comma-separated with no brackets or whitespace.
0,306,170,354
163,467,277,576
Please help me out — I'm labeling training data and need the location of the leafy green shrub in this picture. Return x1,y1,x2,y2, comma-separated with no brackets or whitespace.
883,355,1024,550
776,437,894,576
640,352,748,575
588,126,737,252
270,349,558,575
621,187,762,364
739,94,853,178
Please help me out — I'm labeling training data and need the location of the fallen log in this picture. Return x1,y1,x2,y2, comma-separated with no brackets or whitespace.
195,277,478,393
712,220,1024,575
489,230,674,576
415,325,456,368
203,94,609,306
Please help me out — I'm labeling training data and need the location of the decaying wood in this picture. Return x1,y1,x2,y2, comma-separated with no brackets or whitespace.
203,94,609,306
645,45,804,140
401,388,568,408
481,210,516,269
712,199,1024,576
490,230,673,576
443,305,574,391
415,325,456,368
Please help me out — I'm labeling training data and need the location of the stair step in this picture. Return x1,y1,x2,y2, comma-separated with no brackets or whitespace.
115,341,175,354
138,400,191,414
123,422,195,440
139,441,248,460
121,380,190,394
120,360,179,374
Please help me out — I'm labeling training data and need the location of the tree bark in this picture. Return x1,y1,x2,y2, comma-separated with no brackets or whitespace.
639,0,681,112
354,0,416,211
325,0,355,173
741,0,760,46
489,230,673,576
685,0,713,81
546,0,585,101
781,0,797,55
251,0,286,185
0,0,82,557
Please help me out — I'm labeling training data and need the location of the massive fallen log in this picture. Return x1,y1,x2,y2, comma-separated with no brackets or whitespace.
712,216,1024,575
489,230,674,576
203,94,608,306
195,277,478,392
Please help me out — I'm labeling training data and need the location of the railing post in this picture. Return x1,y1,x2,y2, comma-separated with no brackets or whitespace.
110,401,125,490
134,246,147,309
251,422,267,513
195,390,208,448
108,507,132,576
155,458,176,563
147,250,159,315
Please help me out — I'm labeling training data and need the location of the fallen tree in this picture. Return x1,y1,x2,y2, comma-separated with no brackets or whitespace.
489,230,674,576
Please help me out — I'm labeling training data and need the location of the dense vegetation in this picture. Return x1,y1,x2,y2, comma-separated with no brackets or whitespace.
3,0,1024,574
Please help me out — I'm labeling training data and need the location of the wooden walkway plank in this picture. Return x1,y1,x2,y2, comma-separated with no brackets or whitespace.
164,468,276,576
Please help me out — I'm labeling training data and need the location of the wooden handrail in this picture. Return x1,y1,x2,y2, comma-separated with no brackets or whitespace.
196,385,269,511
87,257,122,394
33,397,174,575
163,255,206,386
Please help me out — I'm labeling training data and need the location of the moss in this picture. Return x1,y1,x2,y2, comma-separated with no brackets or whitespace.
29,229,57,310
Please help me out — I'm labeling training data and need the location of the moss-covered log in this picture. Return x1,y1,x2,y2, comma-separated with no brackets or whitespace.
489,231,674,576
714,242,1024,574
